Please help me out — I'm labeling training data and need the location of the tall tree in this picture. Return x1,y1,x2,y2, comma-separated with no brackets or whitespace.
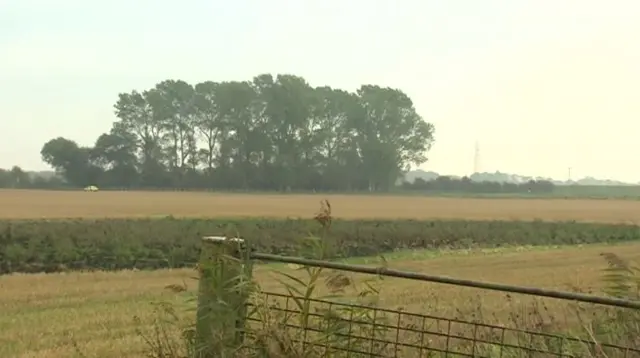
113,90,166,187
193,81,223,174
217,80,260,188
312,87,363,190
152,80,197,183
354,85,435,191
255,74,315,190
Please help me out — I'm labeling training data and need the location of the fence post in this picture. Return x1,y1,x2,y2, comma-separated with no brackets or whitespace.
196,236,251,357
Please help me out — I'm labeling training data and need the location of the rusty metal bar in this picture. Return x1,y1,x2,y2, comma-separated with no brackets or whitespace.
250,252,640,310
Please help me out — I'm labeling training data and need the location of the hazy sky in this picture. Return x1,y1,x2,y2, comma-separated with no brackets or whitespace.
1,0,639,181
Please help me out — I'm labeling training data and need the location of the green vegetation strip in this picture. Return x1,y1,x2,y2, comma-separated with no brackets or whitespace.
1,218,639,274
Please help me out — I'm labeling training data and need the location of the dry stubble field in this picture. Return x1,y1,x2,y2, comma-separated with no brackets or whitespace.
3,244,639,357
2,189,640,223
1,189,640,357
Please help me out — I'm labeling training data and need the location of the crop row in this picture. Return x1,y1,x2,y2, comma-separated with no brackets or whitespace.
1,218,640,274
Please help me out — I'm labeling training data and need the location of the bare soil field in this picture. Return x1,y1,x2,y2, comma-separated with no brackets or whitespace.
1,243,638,357
2,189,640,223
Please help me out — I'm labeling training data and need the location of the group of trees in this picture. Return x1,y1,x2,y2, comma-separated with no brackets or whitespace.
401,176,555,194
39,74,435,191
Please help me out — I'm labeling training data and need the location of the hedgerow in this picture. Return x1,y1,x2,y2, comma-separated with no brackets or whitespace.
1,218,639,274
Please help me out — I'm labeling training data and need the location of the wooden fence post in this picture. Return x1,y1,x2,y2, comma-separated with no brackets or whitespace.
196,236,251,357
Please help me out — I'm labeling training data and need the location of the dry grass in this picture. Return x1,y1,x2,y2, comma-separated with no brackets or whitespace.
2,243,639,357
2,189,640,223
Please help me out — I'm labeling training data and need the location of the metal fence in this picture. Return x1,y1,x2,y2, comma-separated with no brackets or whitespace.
244,292,637,358
198,237,640,357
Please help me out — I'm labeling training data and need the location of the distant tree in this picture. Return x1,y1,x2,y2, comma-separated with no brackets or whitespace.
9,166,30,188
0,166,68,189
0,166,30,188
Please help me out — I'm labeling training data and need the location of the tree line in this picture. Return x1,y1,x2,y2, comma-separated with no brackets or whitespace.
0,164,558,194
38,74,435,191
401,176,555,194
0,167,63,189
